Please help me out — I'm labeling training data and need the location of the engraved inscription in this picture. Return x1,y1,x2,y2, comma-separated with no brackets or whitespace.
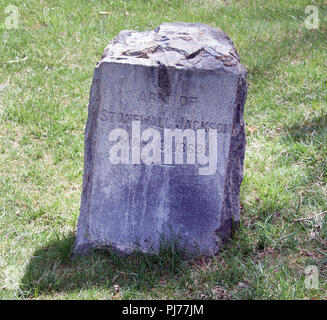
100,109,232,134
138,91,197,107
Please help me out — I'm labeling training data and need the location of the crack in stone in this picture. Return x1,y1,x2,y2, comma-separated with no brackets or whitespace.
157,61,171,98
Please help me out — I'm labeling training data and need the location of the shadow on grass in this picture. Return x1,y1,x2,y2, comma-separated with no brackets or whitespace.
243,26,325,85
282,113,327,144
19,232,191,298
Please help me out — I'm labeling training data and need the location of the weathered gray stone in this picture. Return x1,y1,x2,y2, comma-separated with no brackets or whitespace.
74,22,247,257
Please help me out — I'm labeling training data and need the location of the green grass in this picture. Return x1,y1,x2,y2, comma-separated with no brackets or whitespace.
0,0,326,299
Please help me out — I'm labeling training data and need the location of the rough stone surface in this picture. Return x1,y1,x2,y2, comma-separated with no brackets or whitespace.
74,22,247,257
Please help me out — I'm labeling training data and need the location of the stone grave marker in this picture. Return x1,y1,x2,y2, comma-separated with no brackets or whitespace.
74,22,247,256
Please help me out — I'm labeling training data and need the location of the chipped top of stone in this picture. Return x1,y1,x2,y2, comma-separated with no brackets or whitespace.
100,22,242,71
